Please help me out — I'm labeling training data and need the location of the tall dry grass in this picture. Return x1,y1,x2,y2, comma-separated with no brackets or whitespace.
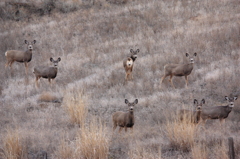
76,117,110,159
1,128,25,159
165,113,198,152
63,91,88,126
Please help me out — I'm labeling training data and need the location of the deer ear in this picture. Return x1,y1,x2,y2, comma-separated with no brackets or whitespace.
225,96,229,101
234,97,238,100
32,40,36,44
194,52,197,56
50,57,53,62
201,99,205,104
134,99,138,104
136,49,140,53
58,57,61,62
130,49,133,53
186,53,189,57
125,99,129,104
194,99,198,104
25,40,28,44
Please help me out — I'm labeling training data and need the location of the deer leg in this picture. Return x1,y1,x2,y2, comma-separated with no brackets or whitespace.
185,75,188,88
35,77,40,88
119,127,123,133
24,62,28,75
125,127,127,132
160,75,166,87
169,75,175,89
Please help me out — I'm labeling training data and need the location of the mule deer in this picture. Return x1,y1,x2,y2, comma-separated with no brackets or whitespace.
112,99,138,133
33,57,61,88
160,52,197,88
179,99,205,124
200,96,238,124
123,49,139,81
5,40,36,75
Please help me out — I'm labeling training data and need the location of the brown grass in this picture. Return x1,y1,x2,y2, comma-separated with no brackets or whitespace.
63,90,88,126
1,128,25,159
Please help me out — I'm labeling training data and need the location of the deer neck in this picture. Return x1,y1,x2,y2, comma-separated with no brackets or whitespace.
130,56,137,62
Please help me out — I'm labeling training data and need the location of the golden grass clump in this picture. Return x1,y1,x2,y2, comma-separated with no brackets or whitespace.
191,142,208,159
1,129,24,159
165,114,197,152
76,118,110,159
63,91,88,126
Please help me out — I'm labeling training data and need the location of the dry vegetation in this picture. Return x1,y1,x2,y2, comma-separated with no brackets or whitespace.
0,0,240,158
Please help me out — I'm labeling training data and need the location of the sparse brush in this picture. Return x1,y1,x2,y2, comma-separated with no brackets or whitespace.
76,117,110,159
1,128,25,159
63,91,88,126
55,138,74,159
129,141,161,159
165,113,197,152
191,142,208,159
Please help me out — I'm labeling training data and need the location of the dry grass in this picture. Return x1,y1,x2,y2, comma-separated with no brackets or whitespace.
63,90,88,126
165,114,198,152
1,128,25,159
0,0,239,158
76,117,110,159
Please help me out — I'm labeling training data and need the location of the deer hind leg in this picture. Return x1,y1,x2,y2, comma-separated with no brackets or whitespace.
169,75,175,88
119,127,123,133
35,77,40,88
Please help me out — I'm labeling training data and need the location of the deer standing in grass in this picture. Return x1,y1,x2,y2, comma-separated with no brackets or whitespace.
179,99,205,124
33,57,61,88
160,52,197,88
5,40,36,75
200,96,238,124
112,99,138,133
123,49,139,81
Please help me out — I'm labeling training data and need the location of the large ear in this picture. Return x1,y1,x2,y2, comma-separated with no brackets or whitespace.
194,99,198,105
136,49,140,53
32,40,36,44
58,57,61,62
194,52,197,56
134,99,138,104
130,49,133,53
201,99,205,104
225,96,229,101
50,57,53,62
125,99,129,104
186,53,189,57
25,40,28,44
234,97,238,101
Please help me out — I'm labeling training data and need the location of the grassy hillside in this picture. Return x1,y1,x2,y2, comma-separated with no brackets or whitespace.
0,0,240,158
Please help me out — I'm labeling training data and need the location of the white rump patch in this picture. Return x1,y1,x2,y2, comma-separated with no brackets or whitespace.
5,51,7,56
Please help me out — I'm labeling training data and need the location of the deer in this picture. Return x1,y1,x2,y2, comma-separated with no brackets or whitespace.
112,99,138,133
33,57,61,88
200,96,238,124
123,49,139,81
160,52,197,88
179,99,205,124
5,40,36,75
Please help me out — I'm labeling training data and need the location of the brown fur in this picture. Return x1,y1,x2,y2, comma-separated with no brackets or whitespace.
200,96,237,124
112,99,138,133
179,99,205,124
5,40,36,75
160,52,197,88
33,57,61,88
123,49,139,81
